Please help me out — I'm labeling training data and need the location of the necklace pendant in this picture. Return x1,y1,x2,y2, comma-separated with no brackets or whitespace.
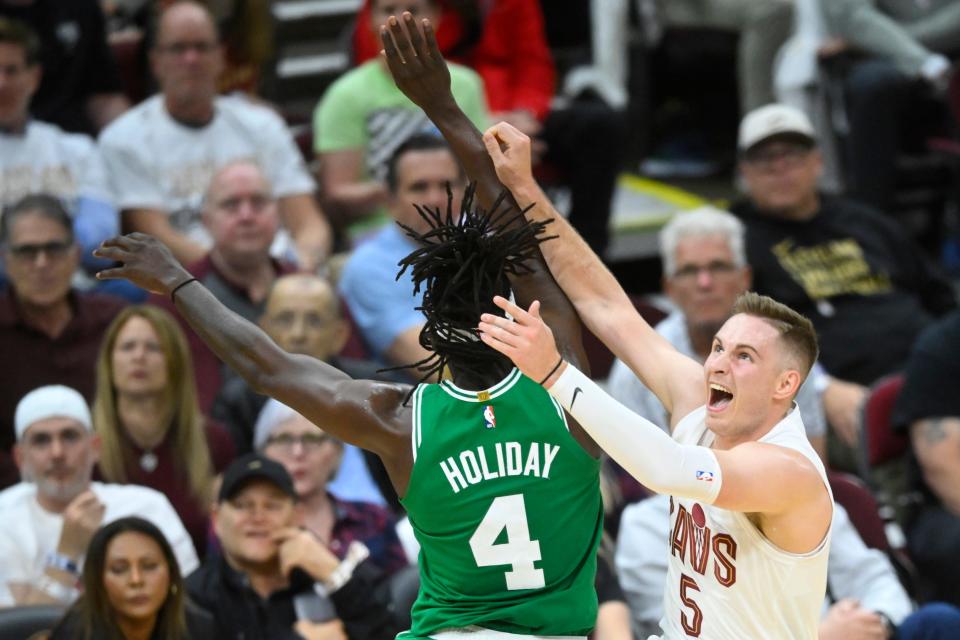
139,451,158,473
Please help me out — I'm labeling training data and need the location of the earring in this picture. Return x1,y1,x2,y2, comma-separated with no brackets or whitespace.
170,584,178,595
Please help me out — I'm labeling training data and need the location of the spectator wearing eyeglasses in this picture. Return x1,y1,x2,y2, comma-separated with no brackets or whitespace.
149,160,299,412
0,194,126,489
608,206,828,459
729,104,956,468
254,399,407,577
98,1,331,274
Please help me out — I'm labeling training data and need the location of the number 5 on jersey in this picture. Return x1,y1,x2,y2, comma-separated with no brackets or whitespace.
469,494,546,590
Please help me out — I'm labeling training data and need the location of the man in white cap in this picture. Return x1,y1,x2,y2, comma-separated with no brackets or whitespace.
731,103,956,465
0,385,198,607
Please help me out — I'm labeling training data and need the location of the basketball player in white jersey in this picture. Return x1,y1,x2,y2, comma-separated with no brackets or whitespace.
477,123,834,639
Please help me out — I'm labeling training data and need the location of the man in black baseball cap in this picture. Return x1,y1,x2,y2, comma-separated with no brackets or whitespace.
186,453,398,639
217,452,298,503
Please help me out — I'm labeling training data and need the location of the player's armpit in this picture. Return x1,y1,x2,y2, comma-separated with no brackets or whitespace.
712,442,832,552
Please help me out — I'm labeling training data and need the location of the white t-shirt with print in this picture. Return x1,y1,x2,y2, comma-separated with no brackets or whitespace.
98,94,315,250
0,120,112,206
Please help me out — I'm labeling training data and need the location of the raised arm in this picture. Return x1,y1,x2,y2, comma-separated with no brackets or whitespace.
93,235,411,470
380,15,588,370
482,123,703,425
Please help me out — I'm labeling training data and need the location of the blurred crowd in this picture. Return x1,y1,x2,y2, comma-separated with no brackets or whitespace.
1,0,960,638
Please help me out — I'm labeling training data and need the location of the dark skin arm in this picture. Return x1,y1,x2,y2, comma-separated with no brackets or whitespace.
381,14,599,456
93,234,416,493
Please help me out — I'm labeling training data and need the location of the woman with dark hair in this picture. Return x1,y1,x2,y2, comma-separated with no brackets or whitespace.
49,517,213,639
92,305,235,556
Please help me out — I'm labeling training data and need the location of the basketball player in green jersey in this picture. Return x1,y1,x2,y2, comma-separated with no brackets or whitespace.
93,14,606,640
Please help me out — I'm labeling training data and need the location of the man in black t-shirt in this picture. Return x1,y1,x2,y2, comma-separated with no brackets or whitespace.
0,0,129,134
729,104,955,461
891,311,960,606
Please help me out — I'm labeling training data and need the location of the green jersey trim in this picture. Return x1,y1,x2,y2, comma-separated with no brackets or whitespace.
439,368,523,402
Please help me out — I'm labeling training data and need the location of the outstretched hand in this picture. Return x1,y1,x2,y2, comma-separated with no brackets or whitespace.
93,233,193,295
478,296,567,386
482,122,535,191
380,12,454,113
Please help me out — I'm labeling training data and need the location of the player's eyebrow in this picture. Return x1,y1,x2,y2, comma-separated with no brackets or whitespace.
712,336,761,358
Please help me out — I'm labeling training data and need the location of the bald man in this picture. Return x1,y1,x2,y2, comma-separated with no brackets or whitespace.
99,0,331,271
212,274,400,456
213,273,401,507
148,160,300,411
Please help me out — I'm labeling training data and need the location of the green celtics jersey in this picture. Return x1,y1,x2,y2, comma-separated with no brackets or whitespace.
399,368,603,638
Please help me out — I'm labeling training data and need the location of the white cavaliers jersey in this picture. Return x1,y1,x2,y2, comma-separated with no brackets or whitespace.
652,405,833,640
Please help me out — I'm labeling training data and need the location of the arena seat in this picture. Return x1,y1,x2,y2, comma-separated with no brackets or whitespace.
828,470,919,595
858,374,909,474
0,604,64,640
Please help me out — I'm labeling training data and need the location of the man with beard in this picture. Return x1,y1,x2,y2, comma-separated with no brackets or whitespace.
0,385,196,606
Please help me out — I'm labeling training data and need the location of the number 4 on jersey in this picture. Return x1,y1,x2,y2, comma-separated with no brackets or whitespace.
469,494,546,590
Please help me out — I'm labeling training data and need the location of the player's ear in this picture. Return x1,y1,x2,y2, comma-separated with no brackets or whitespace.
772,368,801,401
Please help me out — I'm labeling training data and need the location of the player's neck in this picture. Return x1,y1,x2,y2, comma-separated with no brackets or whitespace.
450,361,513,391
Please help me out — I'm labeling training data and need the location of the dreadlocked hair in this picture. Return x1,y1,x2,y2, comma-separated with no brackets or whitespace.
384,182,555,397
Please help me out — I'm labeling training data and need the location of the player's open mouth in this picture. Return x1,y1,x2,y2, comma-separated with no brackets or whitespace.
709,383,733,410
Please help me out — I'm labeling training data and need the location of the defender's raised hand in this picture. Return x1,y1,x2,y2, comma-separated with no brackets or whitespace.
380,12,454,112
93,233,193,295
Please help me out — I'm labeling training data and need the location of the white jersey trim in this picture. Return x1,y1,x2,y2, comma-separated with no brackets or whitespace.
549,396,570,432
411,384,427,461
439,368,522,402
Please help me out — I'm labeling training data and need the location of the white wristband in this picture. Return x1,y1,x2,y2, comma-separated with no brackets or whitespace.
319,541,370,594
36,575,79,603
549,364,723,504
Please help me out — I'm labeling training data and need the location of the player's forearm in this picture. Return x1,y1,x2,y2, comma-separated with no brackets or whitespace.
426,100,513,212
423,101,590,369
507,179,636,342
549,363,721,502
172,281,300,391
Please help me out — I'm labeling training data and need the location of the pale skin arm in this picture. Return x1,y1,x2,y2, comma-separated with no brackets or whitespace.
384,325,440,382
910,417,960,515
594,601,633,640
482,124,704,427
318,149,390,220
278,193,333,272
480,295,833,552
823,377,868,447
819,599,890,640
123,208,208,267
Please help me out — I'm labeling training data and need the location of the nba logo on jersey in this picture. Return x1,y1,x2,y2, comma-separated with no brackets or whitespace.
483,405,496,429
696,470,714,482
